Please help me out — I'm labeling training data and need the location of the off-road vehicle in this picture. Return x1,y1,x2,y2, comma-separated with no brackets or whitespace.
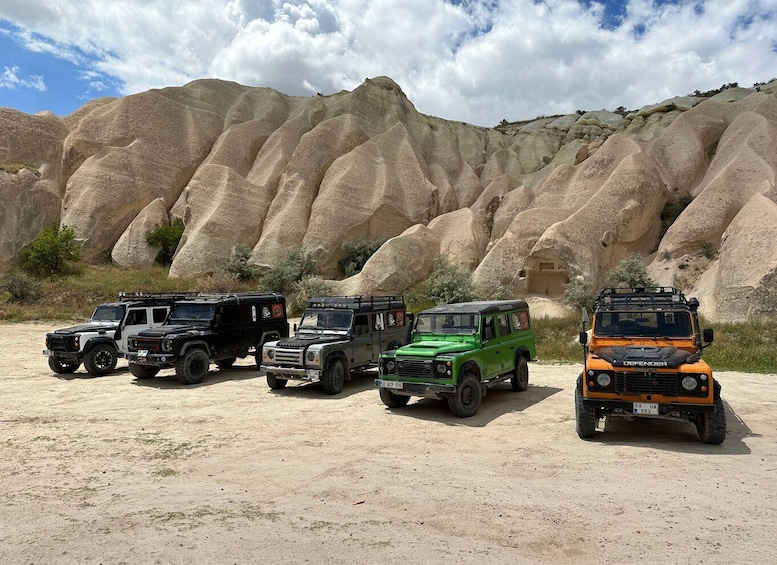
261,295,411,395
43,293,190,376
126,293,288,385
576,287,724,444
376,300,536,417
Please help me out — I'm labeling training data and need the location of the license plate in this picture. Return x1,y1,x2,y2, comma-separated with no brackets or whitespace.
378,379,403,390
633,402,659,415
138,350,148,358
42,349,53,356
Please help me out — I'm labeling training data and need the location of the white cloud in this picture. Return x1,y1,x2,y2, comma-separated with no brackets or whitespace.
1,0,776,126
0,65,46,91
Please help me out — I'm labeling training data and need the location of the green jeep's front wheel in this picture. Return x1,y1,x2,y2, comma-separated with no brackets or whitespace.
447,374,482,418
379,387,410,408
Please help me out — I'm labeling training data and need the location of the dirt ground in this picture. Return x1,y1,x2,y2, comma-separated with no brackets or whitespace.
2,322,776,565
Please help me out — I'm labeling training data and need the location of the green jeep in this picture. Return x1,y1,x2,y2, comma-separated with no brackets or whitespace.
375,300,536,417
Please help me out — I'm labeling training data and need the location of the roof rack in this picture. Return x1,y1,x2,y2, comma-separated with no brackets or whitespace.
594,287,694,312
118,291,200,303
306,295,405,312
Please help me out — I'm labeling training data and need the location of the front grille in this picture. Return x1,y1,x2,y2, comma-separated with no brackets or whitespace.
615,372,678,395
46,335,68,352
135,338,161,353
273,348,303,365
396,359,434,379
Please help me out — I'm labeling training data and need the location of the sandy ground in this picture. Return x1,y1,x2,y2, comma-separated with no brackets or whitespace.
2,322,776,565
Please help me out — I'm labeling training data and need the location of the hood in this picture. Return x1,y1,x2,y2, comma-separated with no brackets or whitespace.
135,324,208,338
277,334,346,348
396,340,476,357
595,345,697,369
50,322,118,335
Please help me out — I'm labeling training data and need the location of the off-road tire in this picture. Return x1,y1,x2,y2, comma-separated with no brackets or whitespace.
84,343,118,377
696,395,726,444
575,379,597,439
216,357,237,369
379,387,411,408
447,374,483,418
48,356,80,374
176,348,210,385
266,372,287,389
322,359,346,395
129,363,160,380
511,355,529,392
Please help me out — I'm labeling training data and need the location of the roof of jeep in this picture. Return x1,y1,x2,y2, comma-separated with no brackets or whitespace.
173,292,285,305
594,287,698,313
420,300,530,315
307,295,404,312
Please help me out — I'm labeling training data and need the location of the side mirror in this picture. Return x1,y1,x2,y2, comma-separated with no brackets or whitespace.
293,322,298,332
579,331,588,345
703,328,714,344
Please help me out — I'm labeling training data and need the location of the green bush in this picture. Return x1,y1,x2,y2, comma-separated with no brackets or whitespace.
563,277,596,313
1,273,38,302
145,218,185,266
287,276,334,316
339,236,387,277
608,255,655,288
223,244,256,281
23,223,81,277
424,256,476,305
259,247,317,295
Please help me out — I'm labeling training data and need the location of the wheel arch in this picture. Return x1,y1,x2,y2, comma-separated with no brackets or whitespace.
83,337,116,353
459,360,481,381
179,340,211,357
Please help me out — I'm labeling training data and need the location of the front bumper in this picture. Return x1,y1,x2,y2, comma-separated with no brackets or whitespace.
582,398,716,415
42,349,81,360
263,364,322,382
375,378,455,396
125,352,176,368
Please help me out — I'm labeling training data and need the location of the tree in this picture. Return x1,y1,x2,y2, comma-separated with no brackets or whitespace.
259,247,317,295
145,219,185,266
425,256,476,305
23,224,81,277
563,277,597,313
609,255,655,288
223,244,256,281
339,236,387,277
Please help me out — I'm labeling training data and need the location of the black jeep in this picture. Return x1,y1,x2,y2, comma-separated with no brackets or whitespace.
126,293,289,384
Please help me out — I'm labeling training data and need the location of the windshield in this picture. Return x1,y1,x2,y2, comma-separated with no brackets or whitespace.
91,304,125,322
415,313,480,335
298,310,353,331
169,303,215,323
594,311,693,338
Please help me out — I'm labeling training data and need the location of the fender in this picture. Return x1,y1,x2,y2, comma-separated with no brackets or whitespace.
179,340,211,357
459,359,482,381
84,336,116,353
259,331,281,346
324,351,348,372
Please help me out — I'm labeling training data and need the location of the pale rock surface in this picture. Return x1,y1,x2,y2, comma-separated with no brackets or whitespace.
111,198,169,268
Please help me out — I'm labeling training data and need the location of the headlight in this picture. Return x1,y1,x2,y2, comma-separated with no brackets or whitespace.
307,351,315,362
73,335,80,349
596,372,611,387
128,338,137,351
436,363,447,374
682,376,698,391
267,349,275,360
385,360,395,373
162,339,173,352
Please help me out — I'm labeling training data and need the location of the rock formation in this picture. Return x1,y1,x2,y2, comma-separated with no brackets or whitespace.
2,76,777,321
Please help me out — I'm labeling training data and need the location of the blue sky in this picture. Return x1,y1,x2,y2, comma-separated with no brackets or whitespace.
1,0,776,127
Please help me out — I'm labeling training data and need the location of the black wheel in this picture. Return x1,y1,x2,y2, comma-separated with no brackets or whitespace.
447,374,482,418
129,363,160,380
696,395,727,444
511,356,529,392
322,359,346,395
48,356,80,374
266,372,287,389
379,387,410,408
215,357,237,369
175,349,210,384
84,343,118,376
575,378,597,439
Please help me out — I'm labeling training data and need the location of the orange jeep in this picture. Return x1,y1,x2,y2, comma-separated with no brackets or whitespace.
576,287,725,444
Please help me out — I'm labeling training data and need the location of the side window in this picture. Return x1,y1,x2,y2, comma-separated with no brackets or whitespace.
221,305,239,325
482,316,496,342
497,314,510,337
153,308,167,323
126,309,147,326
512,311,530,331
354,314,369,335
374,312,385,331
